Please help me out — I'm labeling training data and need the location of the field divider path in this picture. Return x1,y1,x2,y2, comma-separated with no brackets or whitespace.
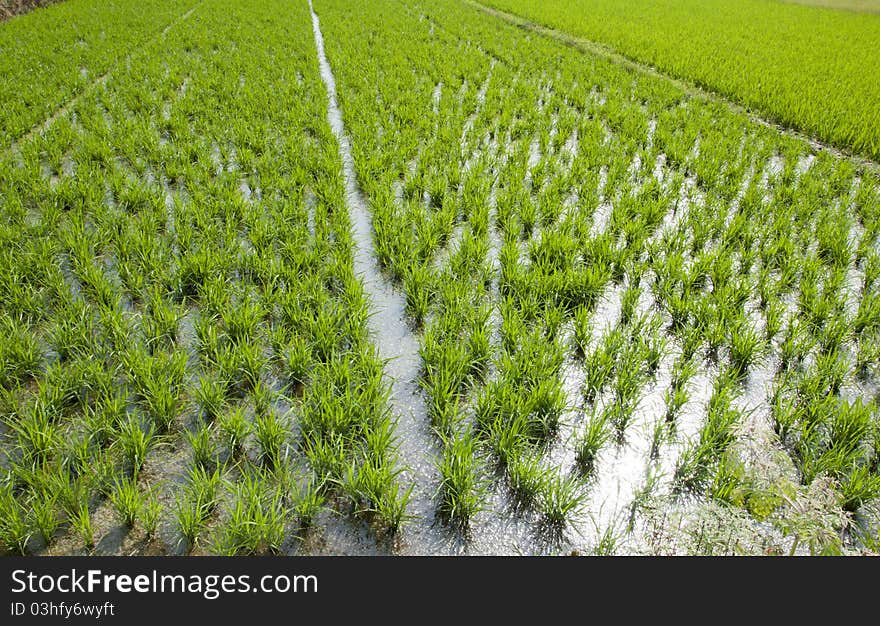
2,2,203,159
308,0,441,549
467,0,880,172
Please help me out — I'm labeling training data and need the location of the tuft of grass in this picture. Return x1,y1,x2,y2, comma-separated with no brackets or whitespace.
0,484,31,554
109,477,142,528
538,473,586,533
70,504,94,552
211,472,288,555
575,410,611,478
218,406,251,459
186,423,219,470
508,453,551,511
254,410,288,469
437,432,485,531
115,417,155,475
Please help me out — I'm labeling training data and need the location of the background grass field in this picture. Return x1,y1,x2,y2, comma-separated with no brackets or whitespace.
482,0,880,161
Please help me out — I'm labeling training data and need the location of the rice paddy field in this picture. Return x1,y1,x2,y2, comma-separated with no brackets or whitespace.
1,0,878,557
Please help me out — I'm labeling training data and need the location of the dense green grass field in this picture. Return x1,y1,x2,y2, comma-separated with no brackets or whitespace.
0,0,878,556
482,0,880,160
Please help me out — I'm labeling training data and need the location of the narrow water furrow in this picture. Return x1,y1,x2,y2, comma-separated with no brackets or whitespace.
307,0,442,552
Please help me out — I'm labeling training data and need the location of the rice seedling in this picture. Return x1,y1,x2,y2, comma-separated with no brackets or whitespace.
538,473,586,534
109,477,142,528
255,410,288,469
174,466,221,552
140,488,163,539
293,476,326,529
2,0,879,559
186,423,220,470
507,453,551,510
194,373,228,423
575,409,611,478
218,406,251,459
571,305,593,358
728,320,767,380
0,484,31,554
28,491,60,546
115,417,155,475
437,432,486,531
211,472,288,555
71,504,95,552
342,457,413,535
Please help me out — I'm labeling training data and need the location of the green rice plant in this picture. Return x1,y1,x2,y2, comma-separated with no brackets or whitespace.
544,303,565,341
649,417,669,461
812,349,849,396
403,261,435,327
115,417,154,475
538,473,586,533
143,288,184,352
571,305,593,358
29,491,60,546
583,342,615,403
483,406,530,470
46,297,95,363
437,432,486,531
674,371,742,492
194,372,228,423
211,472,287,555
854,291,880,336
84,396,124,450
282,335,312,389
466,320,491,381
254,411,288,469
140,488,163,539
109,477,142,528
342,458,412,534
194,314,222,363
222,295,265,345
765,299,784,341
7,397,59,466
218,405,251,459
302,432,347,487
125,348,186,433
728,320,767,380
664,385,689,424
173,492,208,554
0,484,31,554
507,453,551,510
0,318,43,388
838,464,880,514
234,340,267,392
174,466,221,552
590,522,622,556
855,333,880,379
628,468,663,531
780,319,814,371
70,504,94,552
293,477,326,529
526,377,566,442
575,409,611,478
620,284,641,327
186,423,219,470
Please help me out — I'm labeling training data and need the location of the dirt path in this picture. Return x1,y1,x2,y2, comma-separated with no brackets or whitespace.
0,0,65,21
